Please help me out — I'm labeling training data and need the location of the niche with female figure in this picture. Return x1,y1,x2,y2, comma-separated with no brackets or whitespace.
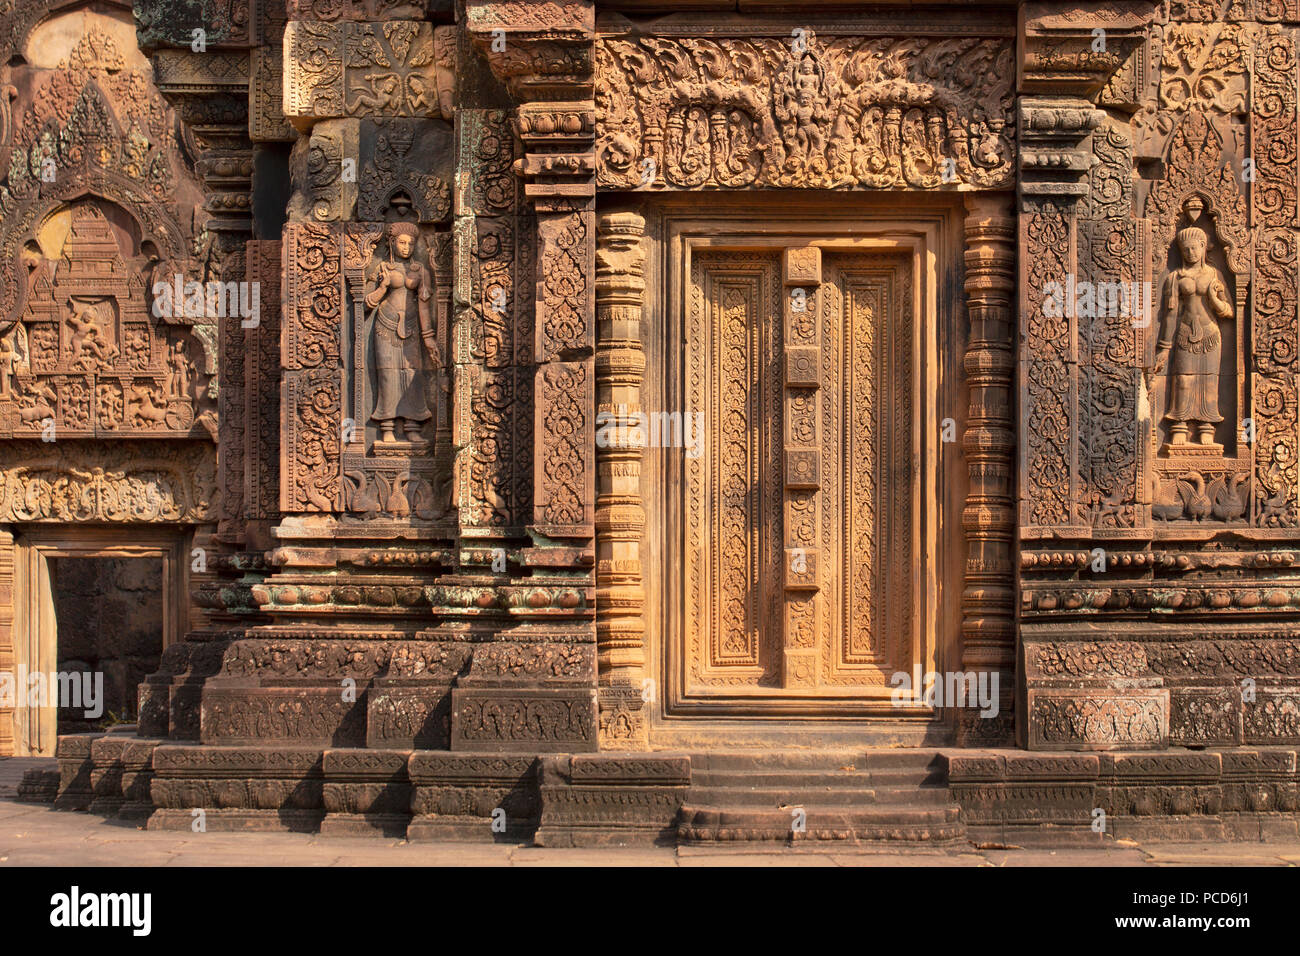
1153,196,1242,456
340,219,453,523
1150,195,1251,523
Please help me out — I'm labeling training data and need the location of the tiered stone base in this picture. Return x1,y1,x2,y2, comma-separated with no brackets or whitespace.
29,738,1300,846
41,735,689,844
949,749,1300,843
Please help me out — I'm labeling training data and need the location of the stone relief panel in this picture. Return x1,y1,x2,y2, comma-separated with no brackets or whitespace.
282,20,455,128
0,202,215,440
0,5,215,508
1022,14,1298,535
1139,26,1288,529
281,218,456,521
0,440,216,522
596,29,1014,191
288,118,453,223
1020,2,1300,751
339,220,454,523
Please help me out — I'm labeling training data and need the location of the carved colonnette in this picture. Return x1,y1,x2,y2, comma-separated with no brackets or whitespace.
959,195,1017,745
593,210,647,747
1018,1,1300,751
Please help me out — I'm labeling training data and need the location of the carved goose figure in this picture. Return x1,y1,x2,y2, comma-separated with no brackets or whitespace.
1183,472,1212,521
1213,474,1246,521
345,470,380,515
387,473,411,518
1152,479,1185,521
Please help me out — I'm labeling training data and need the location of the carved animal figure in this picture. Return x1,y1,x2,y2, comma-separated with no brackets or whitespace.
384,473,411,517
127,385,167,427
1182,472,1212,520
18,381,57,424
344,470,380,516
1212,474,1247,521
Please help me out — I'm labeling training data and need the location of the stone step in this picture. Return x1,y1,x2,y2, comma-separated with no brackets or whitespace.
678,803,964,844
690,768,945,790
0,757,58,801
678,750,962,843
691,750,946,773
685,785,955,807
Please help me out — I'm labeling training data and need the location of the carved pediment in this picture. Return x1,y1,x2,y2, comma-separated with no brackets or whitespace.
595,30,1015,191
0,201,216,440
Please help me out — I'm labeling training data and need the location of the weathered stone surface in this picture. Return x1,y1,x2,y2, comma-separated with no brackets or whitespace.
0,0,1295,848
534,753,689,847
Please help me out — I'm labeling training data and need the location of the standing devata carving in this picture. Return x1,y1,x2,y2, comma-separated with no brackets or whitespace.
1154,223,1233,448
362,221,438,445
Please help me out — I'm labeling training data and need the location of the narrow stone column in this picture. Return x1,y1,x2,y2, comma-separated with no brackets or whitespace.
958,194,1016,746
594,210,648,747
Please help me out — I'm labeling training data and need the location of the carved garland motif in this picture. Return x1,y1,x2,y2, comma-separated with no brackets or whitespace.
0,441,216,522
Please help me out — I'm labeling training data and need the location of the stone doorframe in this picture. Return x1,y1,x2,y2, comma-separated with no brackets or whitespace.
5,527,192,756
594,193,1016,749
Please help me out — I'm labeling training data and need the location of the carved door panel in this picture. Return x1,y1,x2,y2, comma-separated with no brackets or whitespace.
681,248,914,710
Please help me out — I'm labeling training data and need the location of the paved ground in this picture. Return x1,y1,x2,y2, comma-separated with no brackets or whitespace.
1,798,1298,865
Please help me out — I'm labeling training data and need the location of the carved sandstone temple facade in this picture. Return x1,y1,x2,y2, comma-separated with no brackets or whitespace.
3,0,1299,844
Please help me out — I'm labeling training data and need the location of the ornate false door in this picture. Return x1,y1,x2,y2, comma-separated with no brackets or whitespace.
677,244,916,712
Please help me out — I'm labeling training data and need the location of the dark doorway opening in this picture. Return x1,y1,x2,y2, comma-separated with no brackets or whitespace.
49,557,164,735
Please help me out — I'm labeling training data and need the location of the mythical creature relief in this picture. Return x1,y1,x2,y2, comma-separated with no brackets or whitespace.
595,33,1015,190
